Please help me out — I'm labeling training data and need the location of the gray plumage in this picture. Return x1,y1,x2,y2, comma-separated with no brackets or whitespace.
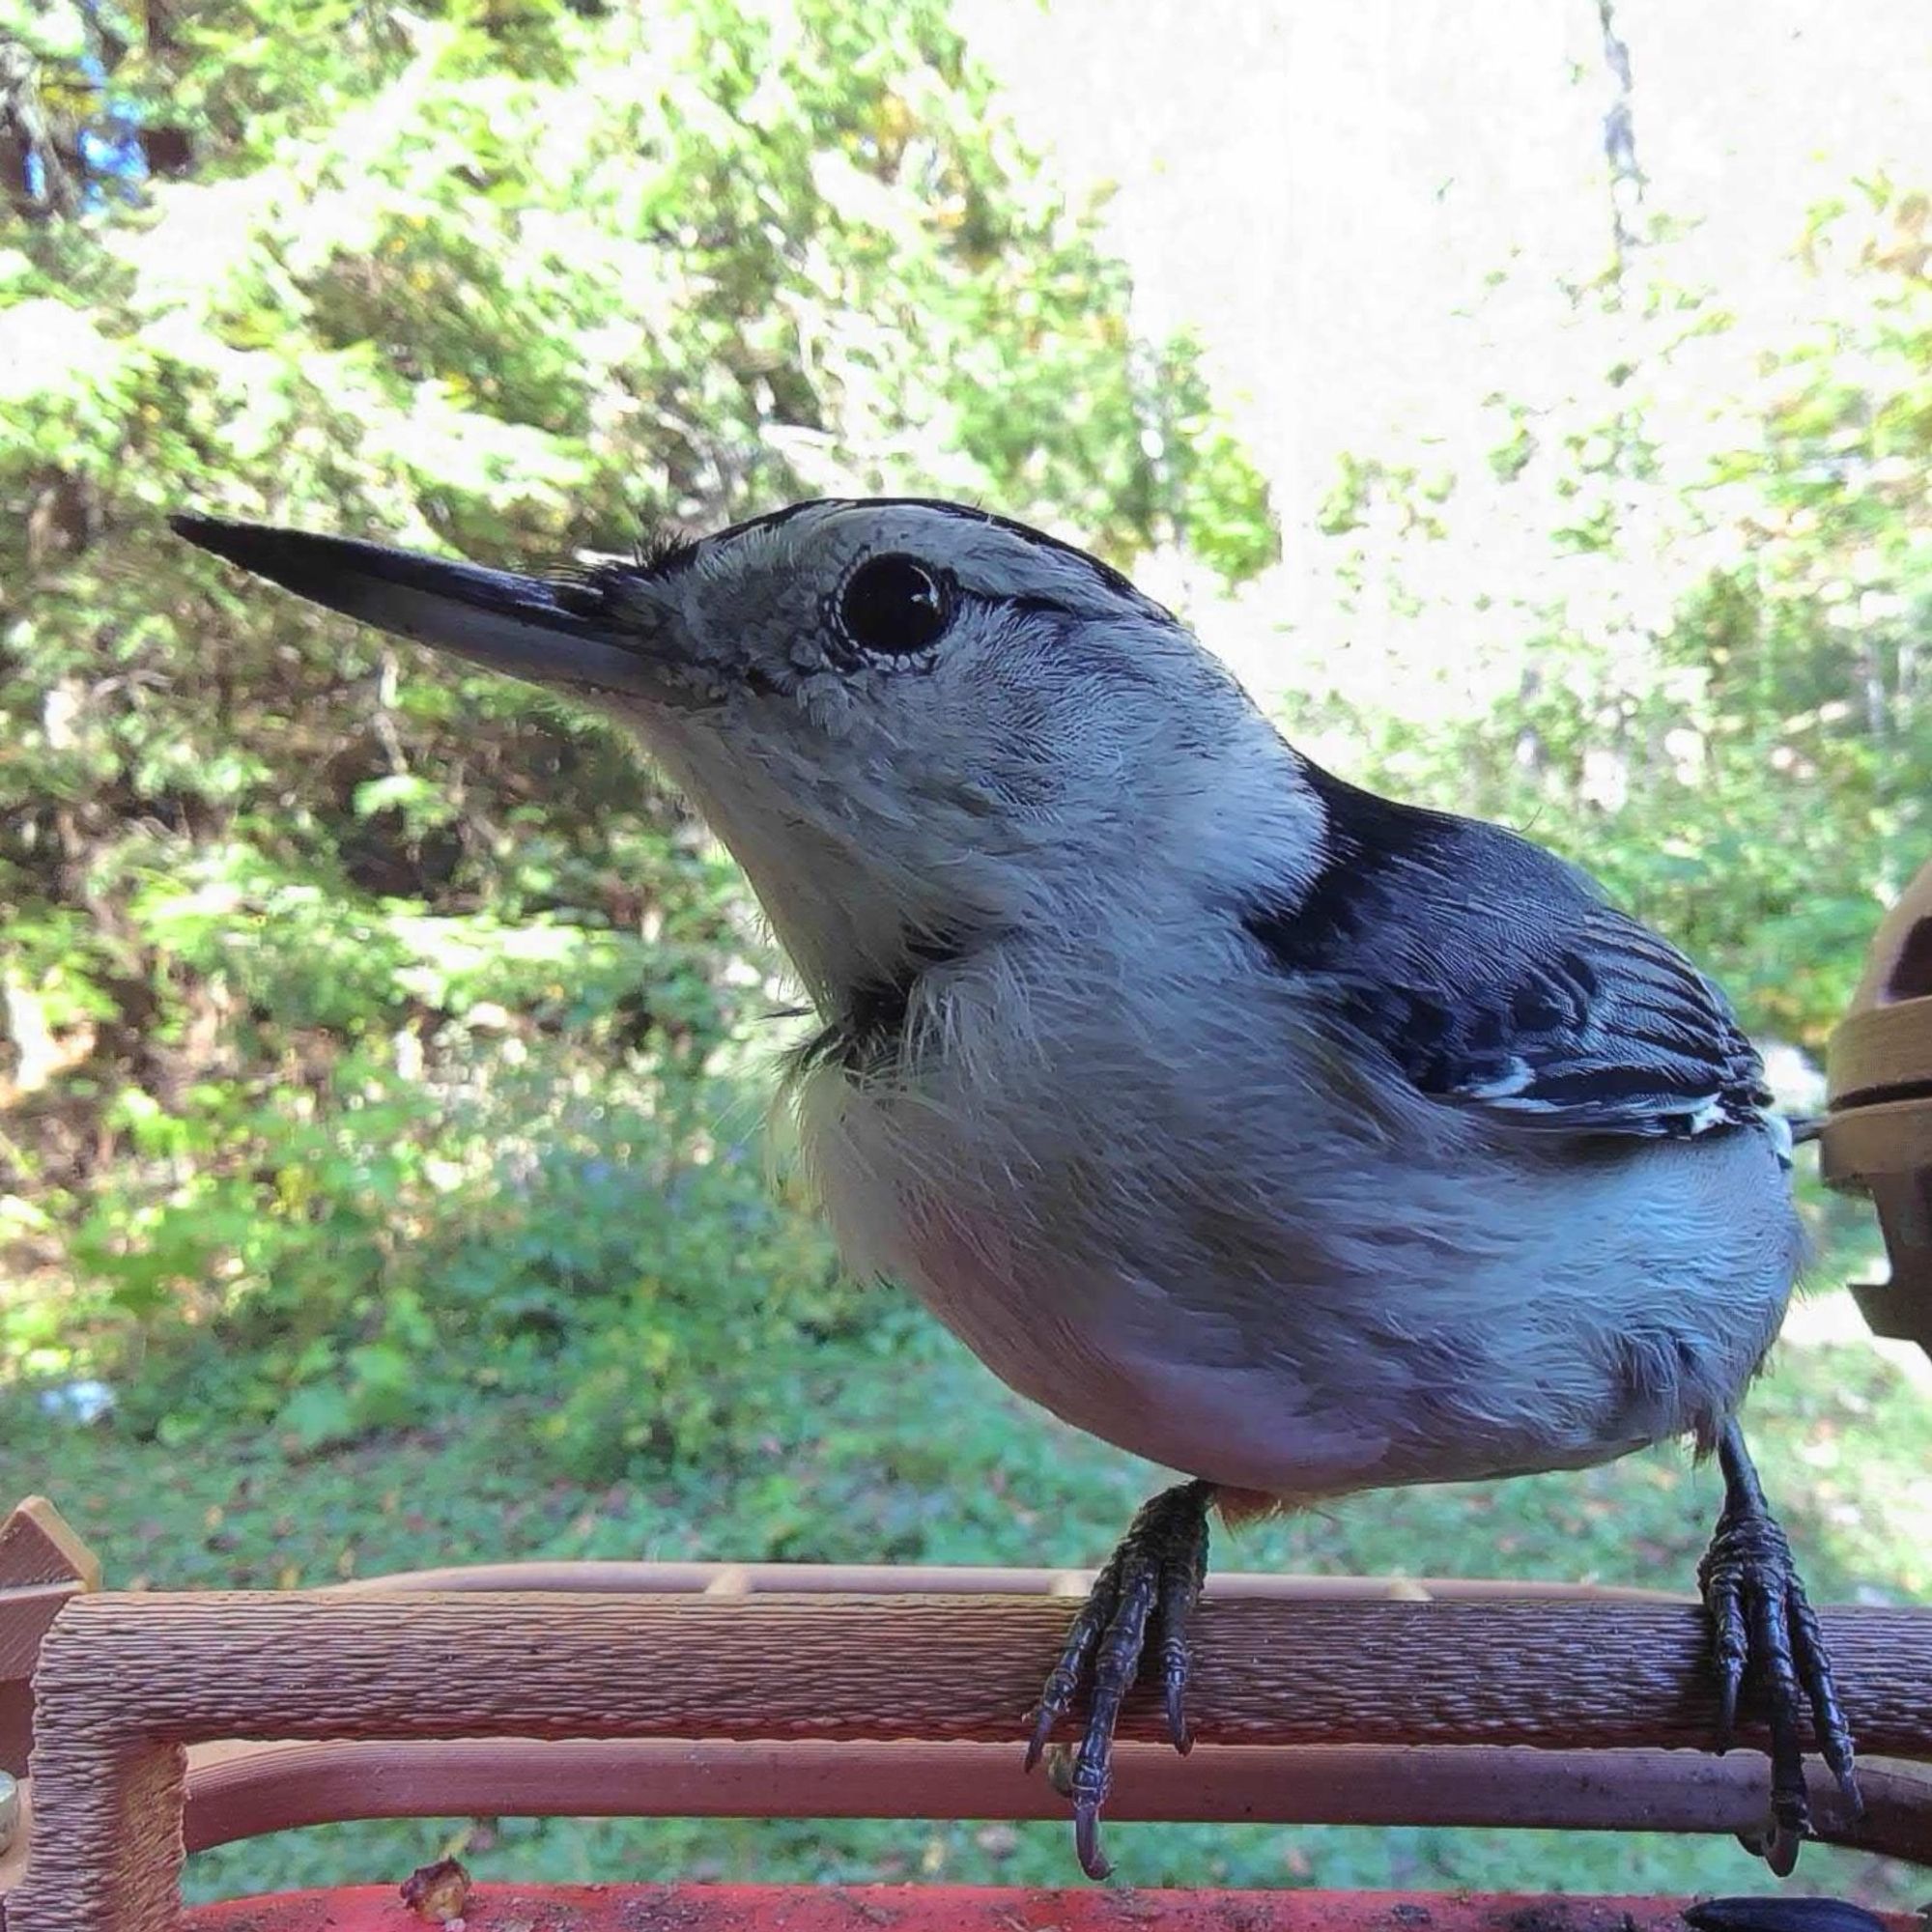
175,497,1863,1879
170,497,1803,1506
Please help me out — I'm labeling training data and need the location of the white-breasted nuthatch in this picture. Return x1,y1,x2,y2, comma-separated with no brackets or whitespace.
172,497,1860,1878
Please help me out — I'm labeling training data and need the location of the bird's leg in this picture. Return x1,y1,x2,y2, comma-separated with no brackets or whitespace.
1024,1478,1213,1880
1698,1418,1861,1874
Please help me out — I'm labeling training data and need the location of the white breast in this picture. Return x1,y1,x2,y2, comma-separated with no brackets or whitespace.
789,943,1800,1501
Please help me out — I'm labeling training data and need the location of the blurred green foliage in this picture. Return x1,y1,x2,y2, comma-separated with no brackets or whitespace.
1,0,1929,1904
1,0,1271,1435
1297,185,1931,1046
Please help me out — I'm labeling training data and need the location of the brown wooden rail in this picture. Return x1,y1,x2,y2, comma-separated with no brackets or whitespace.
10,1589,1932,1932
0,1501,97,1780
71,1738,1932,1852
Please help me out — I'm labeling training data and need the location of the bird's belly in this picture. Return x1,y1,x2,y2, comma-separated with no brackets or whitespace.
887,1196,1397,1496
801,1068,1798,1500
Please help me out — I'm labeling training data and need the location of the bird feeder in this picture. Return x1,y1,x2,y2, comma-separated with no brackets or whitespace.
11,1521,1932,1926
1823,857,1932,1354
11,873,1932,1927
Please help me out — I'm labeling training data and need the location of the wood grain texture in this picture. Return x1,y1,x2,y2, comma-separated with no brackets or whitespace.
0,1502,98,1596
13,1590,1932,1932
25,1591,1932,1750
1,1498,99,1779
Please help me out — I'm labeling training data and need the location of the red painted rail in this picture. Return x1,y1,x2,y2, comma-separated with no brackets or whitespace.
182,1888,1916,1932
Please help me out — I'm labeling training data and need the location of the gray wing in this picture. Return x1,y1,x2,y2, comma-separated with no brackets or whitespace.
1245,766,1774,1140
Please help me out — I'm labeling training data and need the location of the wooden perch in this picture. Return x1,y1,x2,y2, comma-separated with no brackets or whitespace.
0,1499,99,1780
11,1587,1932,1932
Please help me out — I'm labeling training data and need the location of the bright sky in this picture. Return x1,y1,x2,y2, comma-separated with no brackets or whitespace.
957,0,1932,691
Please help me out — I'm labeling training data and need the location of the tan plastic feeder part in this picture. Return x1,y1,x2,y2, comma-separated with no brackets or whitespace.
1824,855,1932,1354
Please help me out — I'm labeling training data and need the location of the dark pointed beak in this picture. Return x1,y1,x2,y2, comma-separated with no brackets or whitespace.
169,515,656,694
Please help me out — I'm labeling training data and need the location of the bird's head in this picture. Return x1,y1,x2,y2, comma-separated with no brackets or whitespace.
174,498,1307,1016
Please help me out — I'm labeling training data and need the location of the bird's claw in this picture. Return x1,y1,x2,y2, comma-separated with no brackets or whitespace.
1023,1478,1213,1880
1699,1425,1861,1869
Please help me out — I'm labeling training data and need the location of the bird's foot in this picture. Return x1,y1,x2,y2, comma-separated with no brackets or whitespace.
1024,1478,1213,1880
1699,1420,1861,1875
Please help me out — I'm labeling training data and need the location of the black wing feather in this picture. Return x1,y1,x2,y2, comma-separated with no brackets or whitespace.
1246,765,1771,1138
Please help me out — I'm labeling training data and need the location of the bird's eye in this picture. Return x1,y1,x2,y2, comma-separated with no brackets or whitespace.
837,553,952,658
